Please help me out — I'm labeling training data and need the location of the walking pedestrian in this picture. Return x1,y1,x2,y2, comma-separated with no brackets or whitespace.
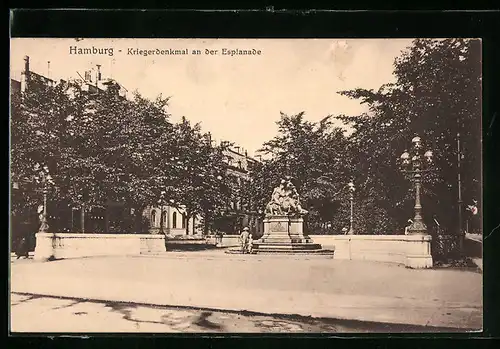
15,234,29,259
240,227,250,253
216,231,224,247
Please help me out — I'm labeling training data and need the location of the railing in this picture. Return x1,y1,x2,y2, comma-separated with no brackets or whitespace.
430,222,462,262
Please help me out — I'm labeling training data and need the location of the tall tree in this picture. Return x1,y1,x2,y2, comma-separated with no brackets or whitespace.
337,38,482,234
256,112,354,233
12,77,183,233
171,117,232,234
11,76,78,219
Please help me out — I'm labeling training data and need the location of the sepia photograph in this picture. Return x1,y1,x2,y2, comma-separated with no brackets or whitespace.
9,38,483,333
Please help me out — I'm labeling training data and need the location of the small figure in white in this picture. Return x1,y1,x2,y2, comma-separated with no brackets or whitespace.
467,200,478,216
240,227,250,253
215,230,224,247
247,233,254,254
404,219,413,235
37,205,44,223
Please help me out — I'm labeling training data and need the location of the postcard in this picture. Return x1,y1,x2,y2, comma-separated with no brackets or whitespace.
9,38,482,333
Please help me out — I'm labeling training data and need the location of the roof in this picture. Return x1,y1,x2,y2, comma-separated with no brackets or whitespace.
224,147,259,163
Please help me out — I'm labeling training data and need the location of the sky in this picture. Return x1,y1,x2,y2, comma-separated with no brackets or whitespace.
10,38,414,157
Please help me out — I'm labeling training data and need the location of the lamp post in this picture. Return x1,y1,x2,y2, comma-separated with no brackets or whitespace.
347,180,355,235
456,133,464,241
400,136,433,235
34,163,55,233
158,190,166,235
77,194,86,233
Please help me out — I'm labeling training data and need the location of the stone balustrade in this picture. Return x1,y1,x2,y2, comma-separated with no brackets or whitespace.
207,233,432,268
34,232,433,268
34,233,166,261
309,234,433,268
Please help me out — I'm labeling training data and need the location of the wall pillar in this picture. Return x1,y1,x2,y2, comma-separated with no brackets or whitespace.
405,234,433,269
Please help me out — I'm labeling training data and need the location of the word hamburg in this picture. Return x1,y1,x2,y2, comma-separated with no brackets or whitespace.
69,46,114,56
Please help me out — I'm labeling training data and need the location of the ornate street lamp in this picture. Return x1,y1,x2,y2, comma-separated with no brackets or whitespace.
400,136,433,235
157,190,167,235
34,163,55,233
347,180,355,235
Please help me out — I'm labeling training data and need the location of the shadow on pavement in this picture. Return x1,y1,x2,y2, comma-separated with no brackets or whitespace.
10,294,44,306
165,244,219,252
193,311,224,331
11,292,476,333
105,302,166,327
52,299,86,310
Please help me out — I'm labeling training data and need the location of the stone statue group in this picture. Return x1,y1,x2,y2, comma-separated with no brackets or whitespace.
264,177,308,217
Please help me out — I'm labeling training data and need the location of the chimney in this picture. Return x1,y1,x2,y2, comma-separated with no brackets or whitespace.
20,56,30,92
96,64,102,81
24,56,30,74
235,146,240,153
47,61,51,83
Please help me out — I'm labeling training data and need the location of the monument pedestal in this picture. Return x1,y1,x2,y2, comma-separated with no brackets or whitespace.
254,215,329,253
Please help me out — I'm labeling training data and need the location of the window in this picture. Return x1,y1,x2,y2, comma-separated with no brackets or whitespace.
151,210,156,227
182,214,186,229
172,212,177,229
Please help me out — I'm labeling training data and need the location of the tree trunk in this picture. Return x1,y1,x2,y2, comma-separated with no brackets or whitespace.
134,206,146,234
203,211,210,235
81,203,85,233
126,205,142,234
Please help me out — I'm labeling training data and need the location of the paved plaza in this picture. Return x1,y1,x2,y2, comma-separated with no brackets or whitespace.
10,250,483,333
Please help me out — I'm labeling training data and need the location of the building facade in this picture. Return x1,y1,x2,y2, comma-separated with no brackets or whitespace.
143,146,264,236
144,205,203,236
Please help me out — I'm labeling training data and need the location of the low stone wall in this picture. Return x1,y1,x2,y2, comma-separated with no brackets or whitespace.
165,236,213,250
219,235,241,247
206,235,241,248
309,234,433,268
33,232,432,268
166,235,209,245
210,234,432,268
34,233,166,261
